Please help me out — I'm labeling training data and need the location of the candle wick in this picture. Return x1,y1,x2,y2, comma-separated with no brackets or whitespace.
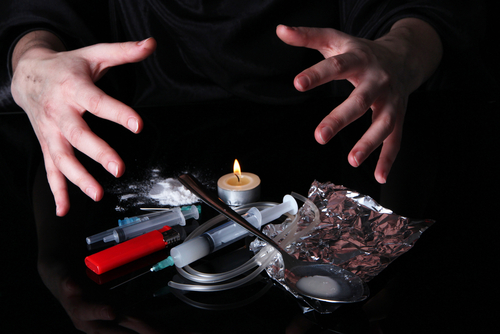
235,174,240,183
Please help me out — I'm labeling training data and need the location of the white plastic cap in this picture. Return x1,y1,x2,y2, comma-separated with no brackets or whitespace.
170,235,211,268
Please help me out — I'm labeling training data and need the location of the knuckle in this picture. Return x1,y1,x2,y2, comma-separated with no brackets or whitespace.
94,147,111,165
87,93,105,115
59,76,77,95
326,113,345,130
361,137,378,152
45,165,60,181
67,125,85,146
379,114,396,133
379,155,395,170
378,72,391,88
352,93,371,111
50,151,70,170
41,99,58,119
306,68,321,85
328,56,349,74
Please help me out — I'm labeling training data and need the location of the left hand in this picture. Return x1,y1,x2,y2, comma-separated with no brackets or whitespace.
276,20,442,183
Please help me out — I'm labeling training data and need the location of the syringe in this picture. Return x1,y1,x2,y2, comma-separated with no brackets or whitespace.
170,195,298,268
118,205,201,226
86,205,199,245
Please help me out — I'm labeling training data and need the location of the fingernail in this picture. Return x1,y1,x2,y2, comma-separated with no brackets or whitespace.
86,187,97,201
128,117,139,133
137,37,150,46
379,172,388,184
353,151,364,167
319,126,333,144
107,161,119,177
296,75,310,91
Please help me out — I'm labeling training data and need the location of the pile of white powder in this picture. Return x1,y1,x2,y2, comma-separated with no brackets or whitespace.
109,168,210,212
148,178,200,206
111,170,201,212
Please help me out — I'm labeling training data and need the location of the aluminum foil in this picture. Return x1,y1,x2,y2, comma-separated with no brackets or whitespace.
252,180,434,286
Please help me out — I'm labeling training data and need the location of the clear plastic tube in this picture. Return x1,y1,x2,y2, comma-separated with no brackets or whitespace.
170,196,297,268
168,204,275,290
276,192,320,247
168,245,277,291
167,194,317,292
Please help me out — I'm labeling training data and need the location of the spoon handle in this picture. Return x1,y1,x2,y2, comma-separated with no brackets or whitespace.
178,174,278,247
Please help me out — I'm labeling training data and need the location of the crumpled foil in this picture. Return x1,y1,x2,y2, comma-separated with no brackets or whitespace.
252,180,434,284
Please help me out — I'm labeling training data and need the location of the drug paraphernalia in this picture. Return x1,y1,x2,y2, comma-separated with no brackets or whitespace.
170,195,297,268
86,205,199,245
130,205,202,225
150,256,175,272
85,226,181,275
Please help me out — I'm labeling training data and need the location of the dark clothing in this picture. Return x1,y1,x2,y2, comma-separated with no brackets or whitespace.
0,0,479,109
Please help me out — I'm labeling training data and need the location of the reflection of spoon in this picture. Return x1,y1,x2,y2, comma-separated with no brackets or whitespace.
178,174,369,303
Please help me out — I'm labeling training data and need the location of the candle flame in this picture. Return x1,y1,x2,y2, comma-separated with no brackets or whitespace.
233,159,242,182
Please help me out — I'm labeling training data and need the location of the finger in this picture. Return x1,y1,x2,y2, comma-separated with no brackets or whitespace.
44,129,104,202
348,115,396,168
347,98,400,168
374,121,403,184
314,82,381,144
276,25,348,52
72,81,143,134
79,37,157,71
42,146,70,216
294,52,362,91
56,110,125,178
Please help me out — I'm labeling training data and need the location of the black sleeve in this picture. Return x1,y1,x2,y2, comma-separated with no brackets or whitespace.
339,0,479,50
338,0,484,91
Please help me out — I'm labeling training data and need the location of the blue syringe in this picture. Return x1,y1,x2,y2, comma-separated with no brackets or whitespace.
86,205,199,245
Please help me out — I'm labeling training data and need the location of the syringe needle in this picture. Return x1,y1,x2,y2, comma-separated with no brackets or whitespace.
109,270,151,290
150,256,175,272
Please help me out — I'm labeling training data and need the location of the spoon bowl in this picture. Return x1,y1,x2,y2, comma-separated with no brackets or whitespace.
178,174,369,303
284,262,367,303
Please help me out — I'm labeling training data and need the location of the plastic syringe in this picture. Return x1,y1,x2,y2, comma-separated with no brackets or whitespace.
118,205,201,226
170,195,298,268
86,205,199,245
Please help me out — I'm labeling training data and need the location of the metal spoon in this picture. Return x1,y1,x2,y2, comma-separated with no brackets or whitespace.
178,173,369,303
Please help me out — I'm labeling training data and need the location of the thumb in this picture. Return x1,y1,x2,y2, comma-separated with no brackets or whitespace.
79,37,157,71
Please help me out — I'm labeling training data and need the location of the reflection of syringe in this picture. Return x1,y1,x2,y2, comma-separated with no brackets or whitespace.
170,195,298,268
86,205,199,245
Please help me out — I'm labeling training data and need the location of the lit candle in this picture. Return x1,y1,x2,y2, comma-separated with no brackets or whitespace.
217,159,261,206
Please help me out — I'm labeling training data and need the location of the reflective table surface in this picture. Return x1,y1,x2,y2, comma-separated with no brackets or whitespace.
1,92,499,333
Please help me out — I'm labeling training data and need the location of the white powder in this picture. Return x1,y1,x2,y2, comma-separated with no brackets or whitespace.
296,275,341,298
109,168,208,211
148,178,200,206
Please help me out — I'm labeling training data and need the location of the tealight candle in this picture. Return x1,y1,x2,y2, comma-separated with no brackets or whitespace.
217,159,261,206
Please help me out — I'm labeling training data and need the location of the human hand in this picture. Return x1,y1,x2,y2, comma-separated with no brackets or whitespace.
276,19,442,183
11,31,156,216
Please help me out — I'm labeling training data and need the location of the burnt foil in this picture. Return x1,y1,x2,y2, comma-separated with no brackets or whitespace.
259,181,434,283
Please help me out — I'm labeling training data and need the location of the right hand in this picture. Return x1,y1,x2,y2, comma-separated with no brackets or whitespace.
11,31,157,216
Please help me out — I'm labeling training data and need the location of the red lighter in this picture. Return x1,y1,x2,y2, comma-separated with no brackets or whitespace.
85,225,180,275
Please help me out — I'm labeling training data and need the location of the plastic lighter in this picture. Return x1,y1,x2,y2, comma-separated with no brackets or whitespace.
85,225,180,275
